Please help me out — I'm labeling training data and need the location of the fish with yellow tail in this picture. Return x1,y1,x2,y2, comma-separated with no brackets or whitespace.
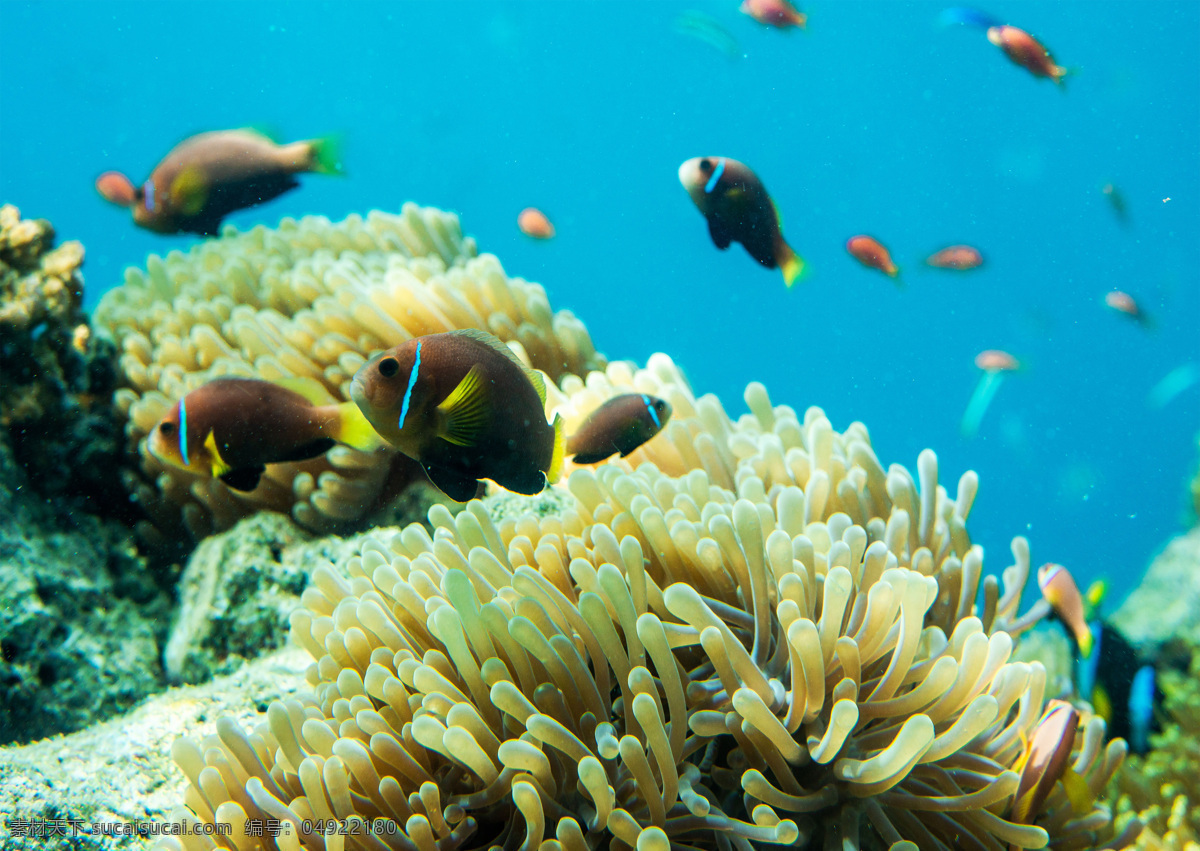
567,394,672,464
351,329,565,502
1037,562,1094,658
95,128,342,236
678,156,806,287
1010,700,1093,827
147,377,383,492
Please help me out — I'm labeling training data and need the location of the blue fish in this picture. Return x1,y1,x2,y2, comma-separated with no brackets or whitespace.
1127,665,1157,755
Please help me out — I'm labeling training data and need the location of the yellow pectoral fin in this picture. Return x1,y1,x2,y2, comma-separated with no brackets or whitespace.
437,365,489,447
1060,767,1093,814
334,401,386,451
170,166,209,216
204,430,232,477
546,414,566,484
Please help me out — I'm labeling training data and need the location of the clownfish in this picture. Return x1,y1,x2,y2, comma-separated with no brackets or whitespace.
147,377,382,491
846,235,900,281
678,156,806,287
517,208,555,239
926,244,984,270
987,24,1067,85
1104,291,1152,328
740,0,806,29
351,329,565,502
1011,700,1093,824
95,128,341,236
1074,620,1161,756
567,394,672,464
1038,563,1093,658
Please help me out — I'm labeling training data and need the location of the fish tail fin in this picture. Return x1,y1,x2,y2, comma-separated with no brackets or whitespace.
333,401,385,451
779,245,807,288
1061,767,1094,814
95,171,138,208
307,135,345,175
546,414,566,485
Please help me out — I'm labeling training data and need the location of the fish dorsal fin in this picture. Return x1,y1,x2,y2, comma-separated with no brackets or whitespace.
275,376,337,406
450,328,546,403
242,124,281,143
437,365,489,447
170,166,209,216
204,430,232,477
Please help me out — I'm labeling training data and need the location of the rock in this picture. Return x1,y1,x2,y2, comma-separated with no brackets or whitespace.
1112,527,1200,651
0,647,309,851
0,436,168,747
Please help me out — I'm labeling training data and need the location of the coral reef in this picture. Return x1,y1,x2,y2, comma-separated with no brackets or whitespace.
0,416,168,746
154,358,1133,851
0,204,128,514
1111,527,1200,653
93,204,604,546
1190,433,1199,525
1112,639,1200,851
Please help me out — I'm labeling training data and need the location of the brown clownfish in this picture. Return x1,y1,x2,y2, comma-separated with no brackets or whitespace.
147,377,382,491
95,128,341,236
350,329,565,502
568,394,672,464
678,156,806,287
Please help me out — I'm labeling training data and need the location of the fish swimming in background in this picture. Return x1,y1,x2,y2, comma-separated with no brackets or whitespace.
1102,183,1129,225
1011,700,1092,824
351,329,565,502
567,394,672,464
1127,665,1158,755
1147,363,1199,409
1074,621,1160,755
94,128,342,236
1037,562,1094,658
926,244,984,270
1104,290,1152,328
673,10,741,60
740,0,806,29
987,24,1068,85
678,156,805,287
147,377,382,491
961,349,1019,438
518,207,555,239
846,235,900,280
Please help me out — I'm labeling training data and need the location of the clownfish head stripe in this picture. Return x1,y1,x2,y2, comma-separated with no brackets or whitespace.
1038,563,1063,590
144,180,156,212
398,341,422,430
642,394,661,429
178,398,190,467
704,157,726,194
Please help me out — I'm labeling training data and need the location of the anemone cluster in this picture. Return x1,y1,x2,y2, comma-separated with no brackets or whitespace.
153,359,1134,851
92,204,604,544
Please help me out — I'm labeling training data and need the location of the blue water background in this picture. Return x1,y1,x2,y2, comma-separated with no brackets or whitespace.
2,1,1197,609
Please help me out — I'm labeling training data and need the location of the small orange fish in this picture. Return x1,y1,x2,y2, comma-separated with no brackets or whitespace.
518,207,555,239
97,128,341,236
1011,700,1091,824
568,394,672,464
974,349,1019,372
1105,291,1151,327
1037,563,1093,657
740,0,806,29
987,25,1067,84
846,235,899,280
926,245,984,270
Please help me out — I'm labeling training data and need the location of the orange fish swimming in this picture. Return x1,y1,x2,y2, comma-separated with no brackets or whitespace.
678,156,805,287
846,235,899,280
962,349,1019,438
740,0,806,29
974,349,1019,372
1037,562,1093,657
926,245,984,270
1011,700,1092,824
518,207,555,239
1105,291,1151,328
987,24,1067,84
95,128,341,236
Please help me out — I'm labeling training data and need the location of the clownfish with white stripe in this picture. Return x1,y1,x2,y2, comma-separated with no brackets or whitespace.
678,156,806,287
567,394,672,464
351,329,565,502
147,377,383,491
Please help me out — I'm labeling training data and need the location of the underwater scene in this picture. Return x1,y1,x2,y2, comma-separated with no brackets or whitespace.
1,1,1198,849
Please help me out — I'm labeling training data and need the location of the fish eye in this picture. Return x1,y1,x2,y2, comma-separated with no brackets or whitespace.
378,356,400,378
699,159,713,173
159,421,175,435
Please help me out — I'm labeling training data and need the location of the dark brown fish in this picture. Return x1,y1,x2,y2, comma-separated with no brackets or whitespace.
147,377,381,491
567,394,672,464
350,329,565,501
96,128,341,236
678,156,805,287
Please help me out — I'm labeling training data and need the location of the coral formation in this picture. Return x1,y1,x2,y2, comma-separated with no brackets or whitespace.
154,359,1133,851
1112,639,1200,851
93,204,605,546
1112,527,1200,653
0,204,127,512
